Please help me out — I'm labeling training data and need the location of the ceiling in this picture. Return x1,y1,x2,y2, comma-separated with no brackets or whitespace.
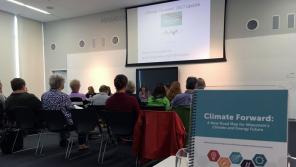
0,0,166,22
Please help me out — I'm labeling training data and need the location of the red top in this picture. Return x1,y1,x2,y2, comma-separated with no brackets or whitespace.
106,92,140,114
132,111,186,162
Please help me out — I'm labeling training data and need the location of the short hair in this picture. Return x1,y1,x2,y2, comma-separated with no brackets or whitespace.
49,75,65,90
186,77,198,90
197,78,206,89
99,85,109,93
69,79,80,92
114,74,128,91
11,78,26,91
152,83,166,98
126,81,135,94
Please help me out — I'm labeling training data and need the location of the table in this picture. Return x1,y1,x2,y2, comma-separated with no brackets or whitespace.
132,111,185,162
153,156,176,167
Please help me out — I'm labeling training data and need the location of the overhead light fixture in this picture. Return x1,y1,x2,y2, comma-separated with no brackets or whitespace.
7,0,51,15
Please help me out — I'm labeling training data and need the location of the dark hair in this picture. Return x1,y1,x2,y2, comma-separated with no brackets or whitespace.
11,78,26,91
152,83,166,99
114,74,128,91
186,77,198,90
99,85,109,93
197,78,206,89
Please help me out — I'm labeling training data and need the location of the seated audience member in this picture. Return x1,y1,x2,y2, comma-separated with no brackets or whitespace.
69,79,86,101
90,85,110,106
166,81,181,101
0,81,6,109
106,74,140,114
147,83,170,111
5,78,42,122
106,86,112,96
138,85,149,102
86,86,96,98
197,78,206,89
126,80,141,103
41,75,88,150
171,77,204,108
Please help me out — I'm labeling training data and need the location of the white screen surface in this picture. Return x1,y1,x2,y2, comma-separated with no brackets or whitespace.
127,0,226,65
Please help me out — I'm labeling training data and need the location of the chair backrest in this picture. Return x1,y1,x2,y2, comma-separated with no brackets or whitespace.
99,111,137,136
140,105,166,111
70,97,84,106
289,119,296,157
173,106,191,132
43,110,67,132
9,106,36,130
71,109,98,133
173,106,191,145
87,105,106,112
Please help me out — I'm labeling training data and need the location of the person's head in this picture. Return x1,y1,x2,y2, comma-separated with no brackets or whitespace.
106,86,112,96
126,81,135,94
114,74,128,92
186,77,198,90
11,78,26,92
87,86,95,94
152,83,166,99
49,75,65,90
168,81,181,94
99,85,109,94
70,79,81,93
197,78,206,89
139,85,147,93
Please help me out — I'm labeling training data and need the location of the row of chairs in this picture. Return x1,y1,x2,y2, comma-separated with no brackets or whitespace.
1,106,137,164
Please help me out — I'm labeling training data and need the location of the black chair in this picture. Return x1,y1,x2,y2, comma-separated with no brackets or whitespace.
70,109,102,159
98,110,137,164
70,97,84,107
41,110,72,157
8,106,42,154
141,105,166,111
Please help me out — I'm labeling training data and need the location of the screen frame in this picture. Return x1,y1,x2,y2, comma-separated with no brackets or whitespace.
136,66,179,94
125,0,227,67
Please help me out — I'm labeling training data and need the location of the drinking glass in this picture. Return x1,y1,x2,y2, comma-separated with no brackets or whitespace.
175,148,189,167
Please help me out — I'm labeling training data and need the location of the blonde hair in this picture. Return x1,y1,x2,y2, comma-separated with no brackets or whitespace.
126,80,135,94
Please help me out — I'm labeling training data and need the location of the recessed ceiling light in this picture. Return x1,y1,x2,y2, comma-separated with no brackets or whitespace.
7,0,51,15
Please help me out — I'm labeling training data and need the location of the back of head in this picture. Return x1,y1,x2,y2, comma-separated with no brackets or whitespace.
197,78,206,89
70,79,81,93
99,85,109,94
186,77,198,90
11,78,26,91
167,81,181,100
152,83,166,99
126,80,135,94
88,86,95,94
49,74,65,90
114,74,128,91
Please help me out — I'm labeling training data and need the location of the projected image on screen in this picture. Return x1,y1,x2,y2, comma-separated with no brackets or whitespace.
126,0,226,66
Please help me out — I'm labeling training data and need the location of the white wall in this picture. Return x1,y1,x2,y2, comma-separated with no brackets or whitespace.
0,11,15,96
0,12,44,97
18,17,45,97
44,0,296,117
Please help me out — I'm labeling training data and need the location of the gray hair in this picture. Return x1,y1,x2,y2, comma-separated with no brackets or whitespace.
49,75,65,90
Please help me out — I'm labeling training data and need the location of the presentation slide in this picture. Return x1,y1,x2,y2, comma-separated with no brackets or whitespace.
127,0,226,65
